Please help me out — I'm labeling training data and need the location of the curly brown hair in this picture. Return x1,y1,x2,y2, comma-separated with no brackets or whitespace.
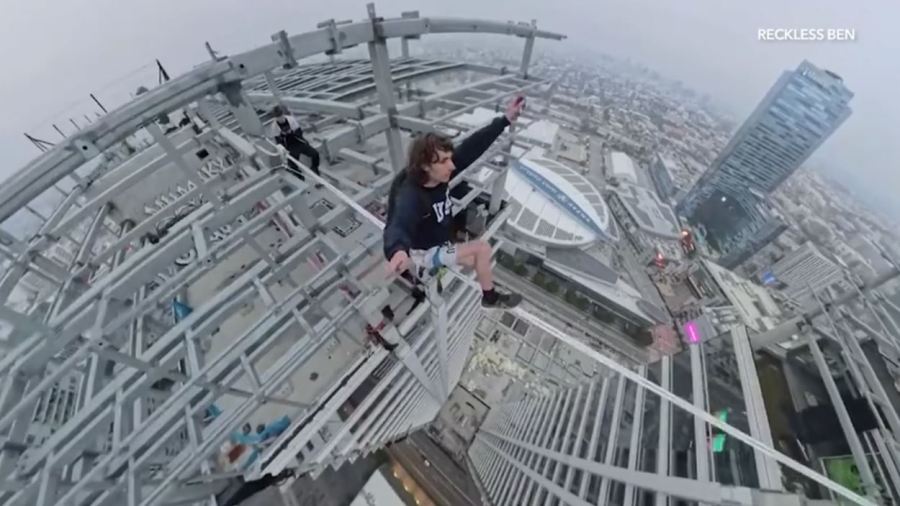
406,133,453,185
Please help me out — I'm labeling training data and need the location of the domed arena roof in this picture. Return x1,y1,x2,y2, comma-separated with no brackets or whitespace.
504,157,617,248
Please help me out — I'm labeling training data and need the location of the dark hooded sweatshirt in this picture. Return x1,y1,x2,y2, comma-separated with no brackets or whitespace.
382,115,510,260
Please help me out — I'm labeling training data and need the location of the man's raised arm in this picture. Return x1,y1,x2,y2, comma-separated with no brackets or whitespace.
451,116,511,176
451,96,525,177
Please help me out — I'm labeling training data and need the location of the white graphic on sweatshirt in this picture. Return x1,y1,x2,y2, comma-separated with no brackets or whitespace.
432,198,453,223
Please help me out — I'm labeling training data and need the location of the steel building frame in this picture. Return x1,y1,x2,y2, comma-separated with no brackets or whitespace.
0,4,564,506
6,3,897,506
469,281,900,505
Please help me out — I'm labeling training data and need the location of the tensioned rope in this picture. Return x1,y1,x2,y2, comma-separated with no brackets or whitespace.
260,138,874,506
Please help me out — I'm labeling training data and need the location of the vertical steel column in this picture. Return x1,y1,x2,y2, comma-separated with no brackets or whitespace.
732,326,783,489
543,80,558,115
655,356,672,506
494,398,527,503
220,81,264,137
0,375,31,497
832,320,900,478
489,135,512,215
874,294,900,349
690,343,711,483
48,203,111,319
428,280,450,400
283,175,319,233
597,376,627,503
871,430,900,501
580,378,610,500
622,367,647,506
525,387,567,503
563,380,596,493
37,184,83,237
366,3,404,172
479,432,594,506
862,432,893,503
819,294,900,472
805,329,880,501
511,306,875,505
264,71,285,108
519,20,537,78
842,311,900,366
490,399,528,497
547,385,584,504
400,38,410,58
362,295,442,406
507,392,550,504
196,98,222,130
496,398,536,505
482,416,507,496
851,280,900,355
146,123,197,183
509,395,554,505
535,387,575,505
0,247,65,303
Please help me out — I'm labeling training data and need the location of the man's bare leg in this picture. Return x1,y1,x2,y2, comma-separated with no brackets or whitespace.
453,240,521,308
453,240,494,290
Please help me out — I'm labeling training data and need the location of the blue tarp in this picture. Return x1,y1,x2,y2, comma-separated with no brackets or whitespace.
173,299,193,322
230,416,292,445
205,403,293,471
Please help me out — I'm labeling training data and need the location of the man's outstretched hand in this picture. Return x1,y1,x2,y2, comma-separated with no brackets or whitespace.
386,250,411,277
505,95,526,123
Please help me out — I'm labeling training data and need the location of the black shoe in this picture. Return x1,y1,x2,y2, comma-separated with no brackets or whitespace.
481,292,522,309
407,287,426,315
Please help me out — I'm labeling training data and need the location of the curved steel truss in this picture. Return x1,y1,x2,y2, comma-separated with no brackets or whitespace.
0,4,562,505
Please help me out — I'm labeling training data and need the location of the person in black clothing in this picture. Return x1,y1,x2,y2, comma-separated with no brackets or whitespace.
383,96,526,309
270,105,321,182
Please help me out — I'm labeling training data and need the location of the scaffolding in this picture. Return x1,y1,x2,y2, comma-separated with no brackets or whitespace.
0,5,563,505
1,4,898,506
469,264,900,505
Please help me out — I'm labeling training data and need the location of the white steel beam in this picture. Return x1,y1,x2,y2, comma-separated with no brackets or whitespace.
0,9,564,223
495,397,534,505
547,385,584,505
580,377,610,500
508,395,549,505
510,307,876,506
597,374,627,504
655,356,672,506
622,368,647,506
690,343,711,483
481,429,753,506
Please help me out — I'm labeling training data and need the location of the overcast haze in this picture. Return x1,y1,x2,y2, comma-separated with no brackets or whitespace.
2,0,898,215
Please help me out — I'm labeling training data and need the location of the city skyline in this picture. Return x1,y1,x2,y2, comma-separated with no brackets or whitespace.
1,0,898,219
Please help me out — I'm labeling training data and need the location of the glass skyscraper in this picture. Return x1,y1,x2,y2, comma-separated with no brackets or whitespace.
677,60,853,258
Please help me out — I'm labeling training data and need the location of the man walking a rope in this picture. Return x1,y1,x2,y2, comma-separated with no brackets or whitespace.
271,105,322,187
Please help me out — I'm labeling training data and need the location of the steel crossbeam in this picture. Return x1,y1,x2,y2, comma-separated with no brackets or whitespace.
0,6,569,505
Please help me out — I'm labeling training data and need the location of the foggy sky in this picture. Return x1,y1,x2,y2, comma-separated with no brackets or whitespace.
2,0,897,215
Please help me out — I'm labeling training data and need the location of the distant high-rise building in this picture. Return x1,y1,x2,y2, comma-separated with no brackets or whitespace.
649,153,678,201
677,60,852,258
762,241,852,303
